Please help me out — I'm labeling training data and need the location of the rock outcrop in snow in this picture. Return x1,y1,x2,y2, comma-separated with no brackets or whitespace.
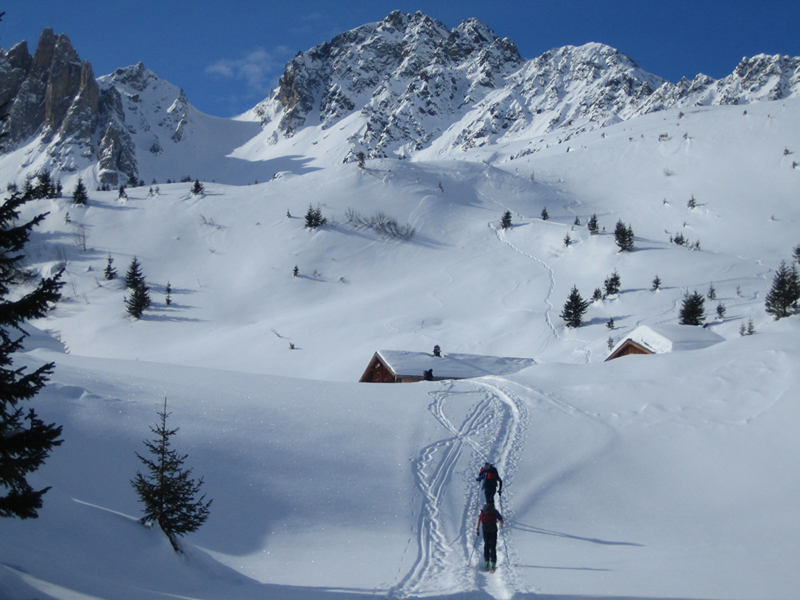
0,30,194,185
2,13,800,180
252,11,800,159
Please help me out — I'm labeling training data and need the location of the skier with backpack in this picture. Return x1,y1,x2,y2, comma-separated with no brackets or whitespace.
476,462,503,503
476,501,504,572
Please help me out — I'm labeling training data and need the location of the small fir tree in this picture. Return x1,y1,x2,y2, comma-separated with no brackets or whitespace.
707,283,716,300
716,303,726,320
165,282,172,306
679,290,706,325
687,194,697,209
0,191,65,519
563,232,572,247
560,285,590,328
104,254,117,280
614,220,634,251
603,270,621,297
190,180,204,196
606,317,615,330
355,151,366,168
501,210,512,229
591,287,603,302
764,260,800,319
652,275,662,291
587,214,599,235
540,207,549,221
304,204,327,229
125,281,151,319
124,257,146,290
71,178,88,205
131,399,212,551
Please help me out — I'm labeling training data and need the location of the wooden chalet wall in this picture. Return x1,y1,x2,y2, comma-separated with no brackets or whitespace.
605,340,653,361
360,354,398,383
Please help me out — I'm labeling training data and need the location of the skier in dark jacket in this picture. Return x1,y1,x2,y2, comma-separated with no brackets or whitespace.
476,462,503,503
476,501,504,572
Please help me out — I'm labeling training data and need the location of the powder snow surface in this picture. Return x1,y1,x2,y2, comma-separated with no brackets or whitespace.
1,93,800,600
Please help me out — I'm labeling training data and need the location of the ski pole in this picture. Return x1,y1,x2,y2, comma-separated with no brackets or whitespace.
469,527,480,565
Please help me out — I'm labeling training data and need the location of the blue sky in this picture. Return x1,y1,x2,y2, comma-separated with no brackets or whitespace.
2,0,799,117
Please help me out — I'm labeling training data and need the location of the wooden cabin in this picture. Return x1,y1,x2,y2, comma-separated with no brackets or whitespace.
606,324,724,361
359,347,535,383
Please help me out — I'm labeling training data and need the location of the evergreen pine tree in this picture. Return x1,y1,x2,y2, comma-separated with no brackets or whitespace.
71,177,88,205
131,399,212,550
764,260,800,319
304,204,327,228
606,317,615,330
540,207,549,221
355,151,366,168
501,210,512,229
0,191,65,519
165,282,172,306
716,303,727,320
190,180,204,196
679,291,706,325
707,283,716,300
652,274,662,291
104,254,117,280
614,220,634,251
563,232,572,247
687,194,697,209
125,281,151,319
587,214,599,235
603,270,621,297
124,257,145,290
560,285,590,328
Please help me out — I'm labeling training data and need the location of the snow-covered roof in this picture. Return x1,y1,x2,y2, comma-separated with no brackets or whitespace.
610,324,725,356
375,350,535,380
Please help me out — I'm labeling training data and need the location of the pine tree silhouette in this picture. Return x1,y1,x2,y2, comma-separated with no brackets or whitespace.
131,399,212,551
0,191,64,519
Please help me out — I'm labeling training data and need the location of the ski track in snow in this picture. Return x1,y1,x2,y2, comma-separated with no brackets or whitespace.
389,378,530,599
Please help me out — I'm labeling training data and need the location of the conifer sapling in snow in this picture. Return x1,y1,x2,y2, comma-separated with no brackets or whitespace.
679,291,706,325
124,256,145,290
764,260,800,319
104,254,117,280
652,275,662,291
603,270,621,297
716,303,726,320
71,177,88,205
131,398,212,551
501,210,512,229
587,214,599,235
614,220,634,251
561,285,590,328
0,191,65,519
541,207,549,221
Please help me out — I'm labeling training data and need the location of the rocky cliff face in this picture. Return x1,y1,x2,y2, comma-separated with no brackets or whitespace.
253,11,800,159
0,28,138,185
2,13,800,181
